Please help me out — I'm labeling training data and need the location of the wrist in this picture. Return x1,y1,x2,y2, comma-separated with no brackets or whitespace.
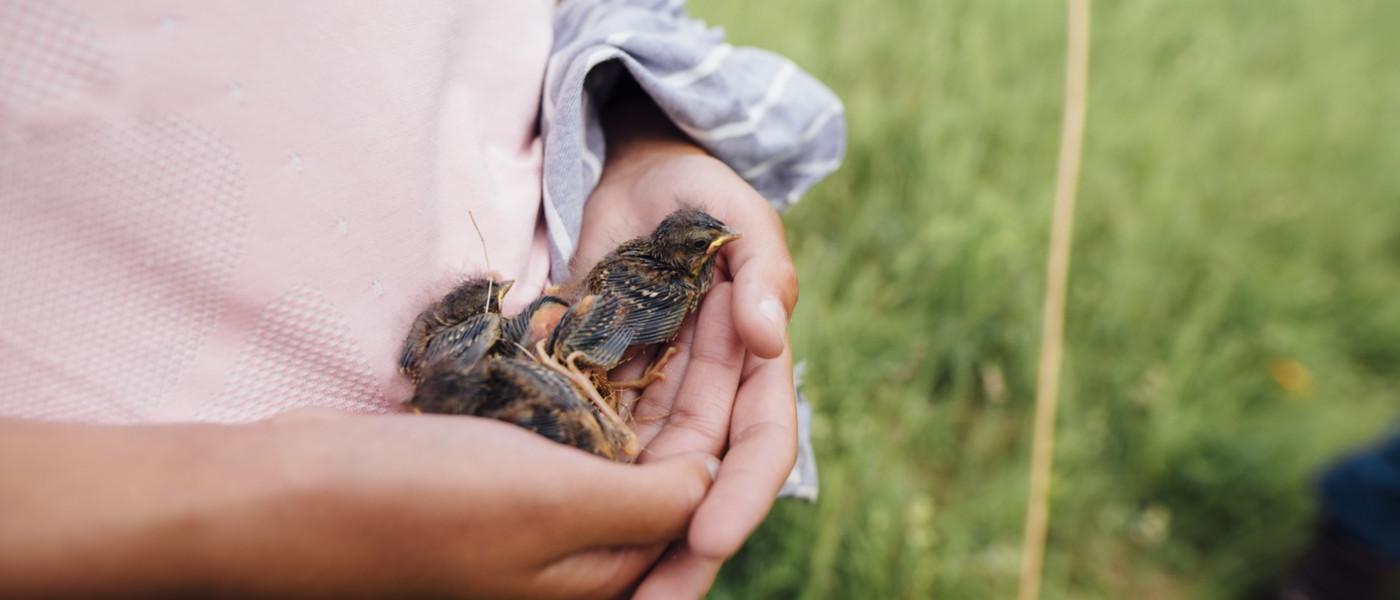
600,77,707,178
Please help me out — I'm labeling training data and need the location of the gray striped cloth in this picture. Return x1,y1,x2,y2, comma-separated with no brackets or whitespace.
543,0,843,501
541,0,846,280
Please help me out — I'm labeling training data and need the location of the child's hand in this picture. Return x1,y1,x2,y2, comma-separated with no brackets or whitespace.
270,412,721,598
574,151,798,362
0,414,717,599
574,137,800,598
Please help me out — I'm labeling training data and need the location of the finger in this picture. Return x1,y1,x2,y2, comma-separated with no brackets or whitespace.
632,545,723,600
612,345,658,421
567,452,719,548
638,283,742,460
688,346,797,559
719,201,797,359
630,319,695,446
629,270,730,444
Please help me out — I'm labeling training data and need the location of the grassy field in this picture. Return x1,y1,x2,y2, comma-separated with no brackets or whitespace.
689,1,1400,597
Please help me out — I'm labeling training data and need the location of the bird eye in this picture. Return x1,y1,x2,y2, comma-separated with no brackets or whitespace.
690,238,711,252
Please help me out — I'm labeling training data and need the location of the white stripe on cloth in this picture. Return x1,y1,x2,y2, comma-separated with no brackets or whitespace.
788,158,844,176
658,43,733,88
541,183,575,260
740,100,844,179
542,0,847,278
674,60,796,143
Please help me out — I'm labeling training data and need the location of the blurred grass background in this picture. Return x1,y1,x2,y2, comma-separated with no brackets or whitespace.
689,0,1400,597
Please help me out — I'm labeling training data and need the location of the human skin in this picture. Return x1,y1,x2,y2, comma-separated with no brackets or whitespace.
572,82,800,599
0,412,717,598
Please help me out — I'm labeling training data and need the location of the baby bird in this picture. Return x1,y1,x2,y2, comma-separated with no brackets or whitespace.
530,209,739,446
405,286,639,459
399,276,512,384
550,209,741,387
409,356,639,460
401,210,737,462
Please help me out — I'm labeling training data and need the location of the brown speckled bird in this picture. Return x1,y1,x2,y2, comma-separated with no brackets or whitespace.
527,209,739,446
548,208,740,388
401,210,737,461
409,356,638,460
399,276,512,384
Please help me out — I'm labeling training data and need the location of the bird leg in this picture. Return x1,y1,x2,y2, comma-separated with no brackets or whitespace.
610,346,679,391
533,340,601,404
566,352,641,458
534,341,639,457
566,353,629,423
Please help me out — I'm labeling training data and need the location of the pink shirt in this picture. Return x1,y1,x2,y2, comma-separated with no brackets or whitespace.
0,1,556,423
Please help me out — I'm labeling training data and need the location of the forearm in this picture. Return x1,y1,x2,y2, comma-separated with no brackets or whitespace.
0,419,306,596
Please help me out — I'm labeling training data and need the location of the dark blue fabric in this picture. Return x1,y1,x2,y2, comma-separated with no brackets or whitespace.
1319,427,1400,560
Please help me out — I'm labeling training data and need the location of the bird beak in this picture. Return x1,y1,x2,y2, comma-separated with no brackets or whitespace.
705,232,742,258
495,280,516,305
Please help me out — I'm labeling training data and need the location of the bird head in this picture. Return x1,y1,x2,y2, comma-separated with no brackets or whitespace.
648,209,741,284
440,276,514,322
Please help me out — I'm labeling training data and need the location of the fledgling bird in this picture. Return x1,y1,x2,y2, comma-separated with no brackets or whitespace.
401,210,737,462
409,356,639,460
399,276,512,384
549,208,741,387
530,209,739,446
409,291,562,382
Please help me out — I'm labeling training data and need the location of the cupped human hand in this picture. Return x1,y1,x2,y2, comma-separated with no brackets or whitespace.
0,412,717,599
237,413,720,599
573,149,799,599
573,150,798,362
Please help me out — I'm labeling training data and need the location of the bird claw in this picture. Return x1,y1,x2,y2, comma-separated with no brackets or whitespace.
610,346,679,391
535,340,640,458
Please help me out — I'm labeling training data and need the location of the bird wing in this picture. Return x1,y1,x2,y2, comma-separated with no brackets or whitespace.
514,360,587,409
398,309,434,375
616,280,695,346
421,313,502,373
550,294,636,369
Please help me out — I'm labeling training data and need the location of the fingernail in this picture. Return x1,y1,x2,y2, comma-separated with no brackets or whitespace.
703,456,721,480
759,296,787,334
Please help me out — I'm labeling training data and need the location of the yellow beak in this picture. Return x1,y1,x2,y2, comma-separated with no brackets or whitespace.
705,233,743,258
494,279,516,306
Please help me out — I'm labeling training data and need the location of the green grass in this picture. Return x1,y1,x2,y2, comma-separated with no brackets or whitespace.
688,0,1400,597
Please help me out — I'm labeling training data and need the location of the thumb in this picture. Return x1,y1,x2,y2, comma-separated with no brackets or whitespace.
721,202,797,360
571,452,720,547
